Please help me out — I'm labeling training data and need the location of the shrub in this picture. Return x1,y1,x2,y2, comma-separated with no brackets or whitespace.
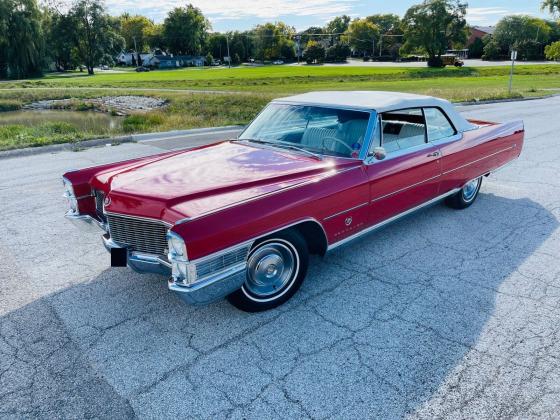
325,43,351,63
303,41,326,64
482,40,502,60
545,41,560,61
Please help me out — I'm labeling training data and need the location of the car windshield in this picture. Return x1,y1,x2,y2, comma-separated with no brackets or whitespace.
239,104,371,158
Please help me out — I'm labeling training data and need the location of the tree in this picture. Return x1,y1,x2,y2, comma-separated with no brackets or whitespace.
44,10,78,71
68,0,124,75
325,15,351,34
205,52,213,66
120,14,155,63
542,0,560,16
163,4,210,55
366,14,403,56
345,18,379,57
303,40,325,64
545,40,560,60
253,22,295,61
401,0,467,67
492,15,551,60
482,36,502,60
300,26,324,45
468,36,484,58
0,0,44,79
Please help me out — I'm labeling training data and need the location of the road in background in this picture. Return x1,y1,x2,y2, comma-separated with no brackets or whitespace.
1,97,560,418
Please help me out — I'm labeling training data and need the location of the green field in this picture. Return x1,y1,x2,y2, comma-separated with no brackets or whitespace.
1,64,559,151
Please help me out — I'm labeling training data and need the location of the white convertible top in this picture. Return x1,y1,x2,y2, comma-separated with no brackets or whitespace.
274,91,475,132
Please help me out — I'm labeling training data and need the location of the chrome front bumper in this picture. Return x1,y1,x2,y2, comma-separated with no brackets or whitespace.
67,211,247,305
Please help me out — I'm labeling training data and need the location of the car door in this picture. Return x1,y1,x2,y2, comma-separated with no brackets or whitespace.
364,108,442,226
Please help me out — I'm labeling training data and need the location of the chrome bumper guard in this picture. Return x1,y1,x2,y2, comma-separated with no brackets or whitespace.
65,210,107,233
67,209,248,305
168,262,247,305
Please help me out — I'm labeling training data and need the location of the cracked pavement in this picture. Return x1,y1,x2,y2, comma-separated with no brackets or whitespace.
1,97,560,419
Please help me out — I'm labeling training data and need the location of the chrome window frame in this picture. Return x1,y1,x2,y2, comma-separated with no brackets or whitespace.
423,106,459,144
365,107,431,164
238,101,378,161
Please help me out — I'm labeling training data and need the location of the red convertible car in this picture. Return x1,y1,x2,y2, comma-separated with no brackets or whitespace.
63,91,524,312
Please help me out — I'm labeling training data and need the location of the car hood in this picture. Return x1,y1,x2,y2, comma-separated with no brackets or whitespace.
93,141,360,223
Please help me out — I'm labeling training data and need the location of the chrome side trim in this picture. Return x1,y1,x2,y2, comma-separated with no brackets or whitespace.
184,217,328,264
370,174,440,203
174,167,360,225
104,211,173,228
323,202,369,221
442,145,514,176
327,188,460,252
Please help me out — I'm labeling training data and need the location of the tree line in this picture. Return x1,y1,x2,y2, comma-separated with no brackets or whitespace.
1,0,560,79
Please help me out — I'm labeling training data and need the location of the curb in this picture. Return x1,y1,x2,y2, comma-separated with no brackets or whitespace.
0,125,244,160
456,93,560,107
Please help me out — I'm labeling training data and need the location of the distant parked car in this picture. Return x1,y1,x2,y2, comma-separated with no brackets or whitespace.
63,91,524,312
135,66,150,72
211,59,221,66
100,65,110,70
272,60,284,65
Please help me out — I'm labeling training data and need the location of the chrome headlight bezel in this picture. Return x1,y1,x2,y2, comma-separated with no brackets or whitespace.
62,176,78,213
167,231,187,260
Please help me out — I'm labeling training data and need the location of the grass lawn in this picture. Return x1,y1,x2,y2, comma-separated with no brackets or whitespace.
0,64,559,151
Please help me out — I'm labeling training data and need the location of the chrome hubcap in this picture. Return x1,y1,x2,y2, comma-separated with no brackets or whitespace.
462,178,480,201
246,242,295,297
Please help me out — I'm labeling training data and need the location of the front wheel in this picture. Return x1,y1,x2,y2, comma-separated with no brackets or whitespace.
445,176,482,209
227,230,309,312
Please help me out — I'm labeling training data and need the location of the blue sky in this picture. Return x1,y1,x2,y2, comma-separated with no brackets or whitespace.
106,0,550,31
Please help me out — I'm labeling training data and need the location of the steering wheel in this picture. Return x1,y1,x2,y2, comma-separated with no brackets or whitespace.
321,136,355,154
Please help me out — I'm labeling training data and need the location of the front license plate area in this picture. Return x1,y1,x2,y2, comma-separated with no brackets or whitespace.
111,247,128,267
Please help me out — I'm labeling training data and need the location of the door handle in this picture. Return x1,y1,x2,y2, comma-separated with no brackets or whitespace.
427,151,440,158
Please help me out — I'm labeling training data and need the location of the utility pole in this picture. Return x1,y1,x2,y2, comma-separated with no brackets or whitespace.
133,36,138,67
226,34,231,68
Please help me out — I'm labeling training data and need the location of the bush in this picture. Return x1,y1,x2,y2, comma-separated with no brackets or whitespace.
325,43,351,63
205,53,213,66
482,40,502,60
545,41,560,61
303,41,326,64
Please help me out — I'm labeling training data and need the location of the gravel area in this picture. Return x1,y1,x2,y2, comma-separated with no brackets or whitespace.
23,95,167,115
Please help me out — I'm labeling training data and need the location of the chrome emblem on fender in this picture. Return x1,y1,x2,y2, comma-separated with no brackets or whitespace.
344,217,353,226
104,196,111,206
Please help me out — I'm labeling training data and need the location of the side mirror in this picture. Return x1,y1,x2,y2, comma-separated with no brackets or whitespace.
371,147,386,161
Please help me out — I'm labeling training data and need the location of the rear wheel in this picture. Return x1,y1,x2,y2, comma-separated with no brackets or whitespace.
445,176,482,209
227,230,308,312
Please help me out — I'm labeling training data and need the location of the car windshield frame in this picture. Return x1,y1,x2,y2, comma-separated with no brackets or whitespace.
238,102,377,160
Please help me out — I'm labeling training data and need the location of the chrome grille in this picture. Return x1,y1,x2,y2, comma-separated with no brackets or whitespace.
107,213,169,256
93,190,106,222
195,246,250,278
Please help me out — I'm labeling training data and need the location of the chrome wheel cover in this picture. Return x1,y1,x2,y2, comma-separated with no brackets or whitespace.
462,178,480,202
245,241,297,299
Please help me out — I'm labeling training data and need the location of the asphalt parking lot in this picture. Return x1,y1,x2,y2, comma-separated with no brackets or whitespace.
1,96,560,419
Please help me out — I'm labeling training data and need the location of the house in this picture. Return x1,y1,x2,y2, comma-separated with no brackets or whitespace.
145,55,180,69
468,26,495,46
174,55,205,67
116,52,153,66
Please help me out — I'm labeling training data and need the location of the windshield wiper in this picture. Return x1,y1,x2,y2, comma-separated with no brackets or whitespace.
272,141,323,160
235,138,322,160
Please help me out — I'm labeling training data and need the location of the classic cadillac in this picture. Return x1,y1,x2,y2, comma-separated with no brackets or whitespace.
63,91,524,312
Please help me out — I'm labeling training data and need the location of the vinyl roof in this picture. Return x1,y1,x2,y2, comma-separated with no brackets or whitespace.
274,91,475,132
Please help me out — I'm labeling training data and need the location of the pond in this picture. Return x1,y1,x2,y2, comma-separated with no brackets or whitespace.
0,109,123,131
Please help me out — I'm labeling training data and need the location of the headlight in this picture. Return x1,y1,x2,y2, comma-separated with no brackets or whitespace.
62,177,78,213
167,231,187,259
